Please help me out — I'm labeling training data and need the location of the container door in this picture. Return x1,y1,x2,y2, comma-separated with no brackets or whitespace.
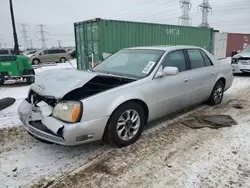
212,32,227,59
75,24,87,70
85,22,100,69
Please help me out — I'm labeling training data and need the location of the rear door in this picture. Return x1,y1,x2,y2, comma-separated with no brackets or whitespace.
185,49,216,105
57,49,67,61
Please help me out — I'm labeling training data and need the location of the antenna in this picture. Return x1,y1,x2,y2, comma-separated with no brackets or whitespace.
179,0,192,26
198,0,212,27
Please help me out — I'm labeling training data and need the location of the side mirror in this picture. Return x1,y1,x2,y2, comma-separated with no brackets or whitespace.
163,66,179,76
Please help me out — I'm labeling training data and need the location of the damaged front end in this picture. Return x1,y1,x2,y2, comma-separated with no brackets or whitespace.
18,73,136,145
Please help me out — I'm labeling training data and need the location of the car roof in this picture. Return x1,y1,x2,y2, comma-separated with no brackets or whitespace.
127,45,203,51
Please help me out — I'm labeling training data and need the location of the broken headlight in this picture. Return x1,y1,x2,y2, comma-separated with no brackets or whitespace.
231,59,238,64
52,101,83,123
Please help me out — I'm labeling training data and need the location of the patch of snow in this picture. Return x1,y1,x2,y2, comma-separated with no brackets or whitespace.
0,139,109,188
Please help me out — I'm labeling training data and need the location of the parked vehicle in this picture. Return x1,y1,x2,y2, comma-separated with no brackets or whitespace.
74,18,213,70
18,45,233,147
22,50,37,57
0,54,35,85
30,49,69,65
0,49,14,55
231,45,250,74
0,49,24,55
67,48,76,59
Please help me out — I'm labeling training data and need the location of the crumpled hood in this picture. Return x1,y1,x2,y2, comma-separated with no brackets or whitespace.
233,53,250,59
31,69,97,99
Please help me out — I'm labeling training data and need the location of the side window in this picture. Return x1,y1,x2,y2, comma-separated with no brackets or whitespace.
49,50,56,54
187,49,206,69
200,50,213,66
162,50,187,72
43,50,49,55
58,49,66,53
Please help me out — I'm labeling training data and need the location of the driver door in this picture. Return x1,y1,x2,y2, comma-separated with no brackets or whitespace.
150,50,195,118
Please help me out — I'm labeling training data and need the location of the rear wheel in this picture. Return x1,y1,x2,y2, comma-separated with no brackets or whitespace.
26,76,35,85
25,71,35,85
59,57,67,63
104,102,145,147
207,80,225,105
32,59,40,65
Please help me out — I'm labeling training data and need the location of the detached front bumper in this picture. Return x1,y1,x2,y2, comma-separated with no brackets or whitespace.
18,99,109,146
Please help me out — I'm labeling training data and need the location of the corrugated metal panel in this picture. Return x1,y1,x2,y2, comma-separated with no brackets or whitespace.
212,32,227,59
226,33,250,57
75,18,213,70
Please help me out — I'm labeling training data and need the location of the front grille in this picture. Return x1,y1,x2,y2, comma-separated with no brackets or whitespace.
29,120,64,143
28,90,57,107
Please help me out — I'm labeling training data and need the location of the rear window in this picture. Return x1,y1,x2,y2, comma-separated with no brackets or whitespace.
49,49,66,54
57,49,66,53
0,56,17,61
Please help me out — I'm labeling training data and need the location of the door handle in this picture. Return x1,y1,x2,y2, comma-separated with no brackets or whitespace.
211,72,215,75
184,78,189,82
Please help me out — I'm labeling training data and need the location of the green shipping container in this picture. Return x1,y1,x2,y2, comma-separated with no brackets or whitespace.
74,18,213,70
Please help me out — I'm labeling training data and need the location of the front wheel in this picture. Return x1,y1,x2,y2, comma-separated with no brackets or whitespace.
104,102,145,147
207,80,225,105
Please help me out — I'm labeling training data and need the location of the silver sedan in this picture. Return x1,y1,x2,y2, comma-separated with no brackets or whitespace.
18,45,234,147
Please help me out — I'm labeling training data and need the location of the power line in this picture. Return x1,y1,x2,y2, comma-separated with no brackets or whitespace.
37,24,48,49
198,0,212,27
178,0,192,26
19,24,29,50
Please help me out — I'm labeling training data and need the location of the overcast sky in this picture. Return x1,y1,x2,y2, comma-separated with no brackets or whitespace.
0,0,249,49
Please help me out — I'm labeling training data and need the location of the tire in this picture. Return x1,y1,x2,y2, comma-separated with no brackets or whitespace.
0,79,4,85
25,71,35,85
59,57,67,63
207,80,225,105
104,102,145,147
32,59,40,65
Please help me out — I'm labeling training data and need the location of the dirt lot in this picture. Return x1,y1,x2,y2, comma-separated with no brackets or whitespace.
1,76,250,188
33,80,250,188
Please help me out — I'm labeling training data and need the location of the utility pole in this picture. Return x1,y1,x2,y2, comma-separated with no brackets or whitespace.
37,24,48,49
19,24,29,50
9,0,19,54
179,0,192,26
198,0,212,27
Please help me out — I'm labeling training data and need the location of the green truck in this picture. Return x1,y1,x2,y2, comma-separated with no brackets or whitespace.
74,18,214,70
0,54,35,85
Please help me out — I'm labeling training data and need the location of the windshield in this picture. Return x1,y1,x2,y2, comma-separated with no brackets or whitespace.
241,45,250,53
92,49,165,78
